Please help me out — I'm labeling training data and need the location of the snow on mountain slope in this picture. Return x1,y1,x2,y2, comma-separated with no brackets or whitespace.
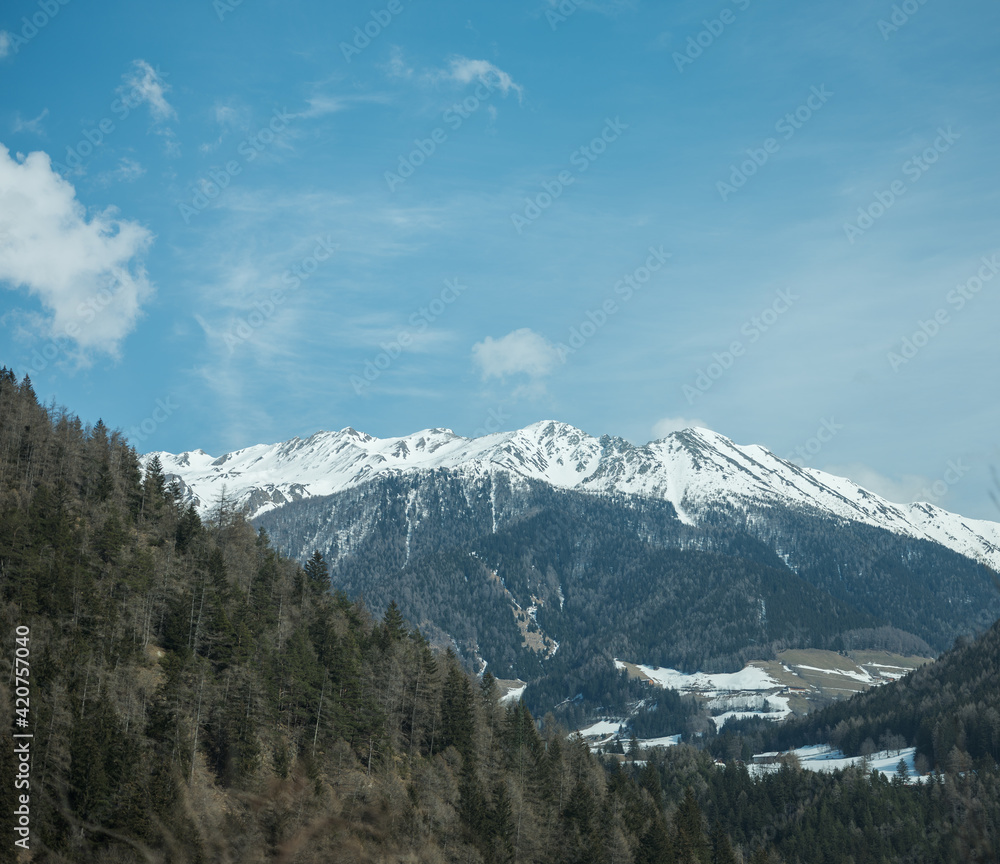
148,421,1000,571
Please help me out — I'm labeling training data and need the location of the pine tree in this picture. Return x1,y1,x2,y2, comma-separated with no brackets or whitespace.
894,758,909,785
675,788,712,864
639,759,662,802
175,504,202,554
489,779,515,864
480,670,499,705
381,600,406,643
304,550,330,593
628,731,641,759
440,658,475,758
711,822,738,864
636,816,673,864
142,454,166,518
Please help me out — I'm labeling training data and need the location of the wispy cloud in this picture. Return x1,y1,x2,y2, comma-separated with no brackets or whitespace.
199,102,253,153
119,60,179,156
286,92,389,121
0,146,154,358
93,157,147,187
120,59,176,123
13,108,48,136
174,185,454,443
442,57,523,101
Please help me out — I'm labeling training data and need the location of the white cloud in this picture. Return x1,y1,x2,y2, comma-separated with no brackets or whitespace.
0,31,11,59
652,416,709,438
0,146,154,357
120,60,176,123
822,462,932,505
472,328,562,381
13,109,48,136
444,57,523,100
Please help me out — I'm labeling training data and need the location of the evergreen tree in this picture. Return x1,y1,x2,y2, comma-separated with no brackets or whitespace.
142,454,166,517
711,822,738,864
381,600,406,643
636,816,673,864
304,550,329,593
675,788,712,864
440,657,475,758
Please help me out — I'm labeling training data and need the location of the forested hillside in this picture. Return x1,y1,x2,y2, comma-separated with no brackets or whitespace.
749,610,1000,773
2,367,999,863
258,470,998,725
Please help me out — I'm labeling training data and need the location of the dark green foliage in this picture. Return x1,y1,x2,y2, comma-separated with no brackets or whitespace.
175,503,202,553
303,549,329,592
381,599,406,643
632,746,1000,863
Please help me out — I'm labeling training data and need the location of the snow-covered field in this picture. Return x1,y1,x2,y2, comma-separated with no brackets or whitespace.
625,662,780,695
572,721,681,753
615,659,790,728
793,664,876,685
865,663,911,680
577,720,625,738
637,735,682,749
751,745,925,783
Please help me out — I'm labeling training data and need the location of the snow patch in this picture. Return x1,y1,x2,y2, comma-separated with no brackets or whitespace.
500,683,526,705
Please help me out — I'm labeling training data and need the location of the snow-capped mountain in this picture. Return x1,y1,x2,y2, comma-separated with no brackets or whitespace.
149,421,1000,572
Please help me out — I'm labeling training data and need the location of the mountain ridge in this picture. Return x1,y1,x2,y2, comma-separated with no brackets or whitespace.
149,420,1000,572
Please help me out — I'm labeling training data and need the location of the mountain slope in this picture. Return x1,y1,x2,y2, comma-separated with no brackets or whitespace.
252,468,997,676
151,422,1000,722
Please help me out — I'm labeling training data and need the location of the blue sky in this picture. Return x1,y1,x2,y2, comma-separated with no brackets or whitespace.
1,0,999,519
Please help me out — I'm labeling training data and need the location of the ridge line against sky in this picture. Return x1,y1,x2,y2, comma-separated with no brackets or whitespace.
0,0,998,519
